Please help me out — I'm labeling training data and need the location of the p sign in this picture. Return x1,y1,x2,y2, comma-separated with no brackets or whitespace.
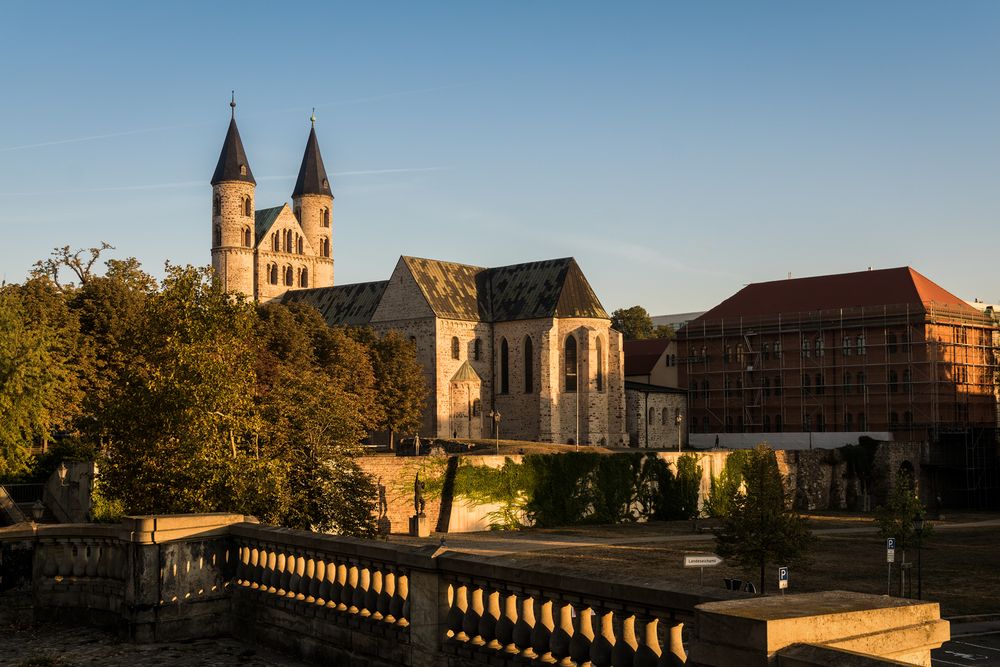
886,538,896,563
778,566,789,590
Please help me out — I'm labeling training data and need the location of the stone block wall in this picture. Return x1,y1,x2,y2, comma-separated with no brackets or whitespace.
625,388,686,449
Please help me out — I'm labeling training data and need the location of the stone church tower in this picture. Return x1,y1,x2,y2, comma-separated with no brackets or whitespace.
210,102,335,301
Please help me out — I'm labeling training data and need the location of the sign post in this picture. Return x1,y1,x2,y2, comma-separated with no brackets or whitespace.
683,554,723,586
778,566,789,595
886,538,896,596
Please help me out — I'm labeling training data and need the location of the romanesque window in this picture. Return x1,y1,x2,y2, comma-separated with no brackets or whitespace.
889,370,898,393
500,338,509,394
322,238,330,257
213,225,221,246
213,195,220,217
564,335,577,392
284,266,293,286
284,230,292,252
523,336,534,394
272,233,279,251
299,268,308,288
242,227,251,247
473,338,482,361
451,336,460,360
244,196,252,217
595,337,604,392
648,407,655,425
322,207,330,227
661,408,668,425
269,264,278,285
297,236,304,255
843,336,852,356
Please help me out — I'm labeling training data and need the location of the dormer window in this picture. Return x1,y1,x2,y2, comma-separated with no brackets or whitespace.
322,179,328,189
239,164,247,176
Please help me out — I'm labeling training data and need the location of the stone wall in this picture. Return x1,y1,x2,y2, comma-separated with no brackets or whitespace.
625,387,687,449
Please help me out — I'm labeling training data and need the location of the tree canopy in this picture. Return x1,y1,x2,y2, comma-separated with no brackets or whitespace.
714,444,814,594
610,305,674,341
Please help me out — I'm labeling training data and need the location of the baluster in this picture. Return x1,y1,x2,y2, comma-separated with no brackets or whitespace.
248,545,261,589
397,573,410,627
381,571,396,623
610,612,637,667
305,554,319,603
634,615,661,667
345,564,360,613
570,606,594,667
275,551,289,595
513,594,537,659
334,562,348,611
294,552,307,600
265,547,279,593
356,566,371,616
300,554,314,602
479,588,501,650
465,585,485,646
496,590,518,654
321,559,337,609
550,600,574,666
71,541,85,577
286,551,301,599
235,543,247,586
366,568,381,618
313,558,326,605
446,582,468,641
531,597,556,663
84,543,98,577
661,621,685,667
589,608,614,667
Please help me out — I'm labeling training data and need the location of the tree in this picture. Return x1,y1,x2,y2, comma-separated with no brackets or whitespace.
672,454,703,520
875,471,932,565
32,242,115,292
610,305,674,341
367,330,427,449
714,445,814,594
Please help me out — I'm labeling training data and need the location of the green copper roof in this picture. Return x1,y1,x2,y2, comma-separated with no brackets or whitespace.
450,361,481,384
254,206,284,239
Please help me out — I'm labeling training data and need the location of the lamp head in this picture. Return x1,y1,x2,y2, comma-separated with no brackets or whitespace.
31,499,45,522
57,462,68,485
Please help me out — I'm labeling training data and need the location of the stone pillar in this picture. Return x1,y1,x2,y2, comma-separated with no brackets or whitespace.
407,567,450,667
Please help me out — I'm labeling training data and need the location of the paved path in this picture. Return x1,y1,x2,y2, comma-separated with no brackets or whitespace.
934,623,1000,667
395,518,1000,557
0,623,308,666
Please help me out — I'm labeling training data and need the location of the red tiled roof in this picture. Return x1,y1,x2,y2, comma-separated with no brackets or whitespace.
623,338,670,376
692,267,978,324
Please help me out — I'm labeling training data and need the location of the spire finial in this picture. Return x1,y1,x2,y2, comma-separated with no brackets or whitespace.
230,91,236,119
310,107,316,128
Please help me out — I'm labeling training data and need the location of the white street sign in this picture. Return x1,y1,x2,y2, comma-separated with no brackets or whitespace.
886,538,896,563
684,555,723,568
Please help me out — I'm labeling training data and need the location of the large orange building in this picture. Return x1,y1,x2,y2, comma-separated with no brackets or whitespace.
678,267,999,505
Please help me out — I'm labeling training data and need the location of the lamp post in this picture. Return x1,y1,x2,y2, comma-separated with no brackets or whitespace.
913,513,924,600
30,500,45,523
489,410,501,455
675,413,683,453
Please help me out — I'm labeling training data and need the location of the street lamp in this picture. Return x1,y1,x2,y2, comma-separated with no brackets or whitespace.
488,410,501,455
30,500,45,523
675,413,683,453
913,513,924,600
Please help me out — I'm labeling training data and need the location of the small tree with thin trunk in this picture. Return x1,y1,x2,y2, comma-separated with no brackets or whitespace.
714,444,814,594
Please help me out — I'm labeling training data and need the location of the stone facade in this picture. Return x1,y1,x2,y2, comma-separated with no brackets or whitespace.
625,383,687,449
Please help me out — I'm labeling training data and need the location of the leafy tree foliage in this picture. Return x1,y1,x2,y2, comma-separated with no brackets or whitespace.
610,305,674,341
672,454,703,520
714,445,814,594
875,471,932,557
703,449,751,518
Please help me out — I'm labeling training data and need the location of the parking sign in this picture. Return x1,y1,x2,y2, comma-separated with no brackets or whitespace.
886,538,896,563
778,566,789,590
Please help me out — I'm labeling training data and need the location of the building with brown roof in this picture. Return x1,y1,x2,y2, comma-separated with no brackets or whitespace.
678,267,999,505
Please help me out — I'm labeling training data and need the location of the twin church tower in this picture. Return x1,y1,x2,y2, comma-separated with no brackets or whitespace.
210,99,334,302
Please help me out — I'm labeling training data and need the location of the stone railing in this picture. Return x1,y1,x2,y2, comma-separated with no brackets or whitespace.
0,514,948,666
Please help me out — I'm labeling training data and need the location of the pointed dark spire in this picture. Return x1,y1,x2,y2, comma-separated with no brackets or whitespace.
211,96,255,186
292,117,332,197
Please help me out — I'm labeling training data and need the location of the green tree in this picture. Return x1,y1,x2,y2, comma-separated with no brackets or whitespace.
875,471,932,564
672,454,703,520
714,445,814,594
610,305,674,341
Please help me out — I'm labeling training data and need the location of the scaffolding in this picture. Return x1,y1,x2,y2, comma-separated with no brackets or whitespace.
679,302,1000,508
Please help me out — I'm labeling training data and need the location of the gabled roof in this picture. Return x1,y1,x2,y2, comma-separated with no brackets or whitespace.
623,338,670,376
281,281,388,326
292,126,332,197
254,205,285,239
693,267,981,325
450,361,481,384
211,118,255,185
401,256,609,322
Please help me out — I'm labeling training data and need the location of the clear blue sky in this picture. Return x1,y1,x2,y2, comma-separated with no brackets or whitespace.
2,1,998,313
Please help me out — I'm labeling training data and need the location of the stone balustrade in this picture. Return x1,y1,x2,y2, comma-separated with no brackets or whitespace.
0,515,948,666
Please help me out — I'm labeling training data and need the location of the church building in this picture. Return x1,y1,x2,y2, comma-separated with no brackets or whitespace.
210,105,627,445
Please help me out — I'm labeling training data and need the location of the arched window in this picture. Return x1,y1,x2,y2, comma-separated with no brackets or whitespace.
242,227,251,247
323,208,331,227
213,195,220,217
322,238,330,257
297,236,304,255
269,264,278,285
499,338,509,394
284,230,291,252
299,268,308,288
648,407,655,425
451,336,460,360
473,338,482,361
595,337,604,392
244,196,252,217
661,408,668,425
213,225,221,246
564,335,577,392
523,336,533,394
272,233,279,251
284,266,293,286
